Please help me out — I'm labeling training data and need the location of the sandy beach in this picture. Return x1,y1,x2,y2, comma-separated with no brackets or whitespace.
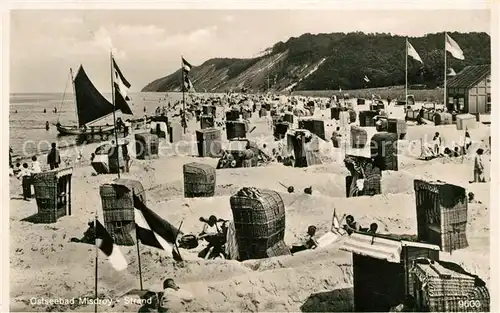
9,112,491,312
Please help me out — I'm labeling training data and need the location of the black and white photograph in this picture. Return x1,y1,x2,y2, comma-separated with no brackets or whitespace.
5,2,497,312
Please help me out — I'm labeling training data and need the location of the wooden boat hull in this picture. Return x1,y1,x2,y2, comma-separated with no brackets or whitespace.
55,124,116,136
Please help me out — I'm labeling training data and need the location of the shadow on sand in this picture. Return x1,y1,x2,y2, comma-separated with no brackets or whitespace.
21,213,47,224
300,287,354,312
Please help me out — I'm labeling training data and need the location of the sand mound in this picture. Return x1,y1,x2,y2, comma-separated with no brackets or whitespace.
9,117,491,312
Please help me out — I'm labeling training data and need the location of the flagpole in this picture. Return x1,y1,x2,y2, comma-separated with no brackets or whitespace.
135,229,143,290
181,56,186,134
444,32,447,108
172,220,184,262
94,214,98,313
110,51,121,179
405,37,408,106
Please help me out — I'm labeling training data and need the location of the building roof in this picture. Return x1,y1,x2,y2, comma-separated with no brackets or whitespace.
340,232,440,263
447,64,490,89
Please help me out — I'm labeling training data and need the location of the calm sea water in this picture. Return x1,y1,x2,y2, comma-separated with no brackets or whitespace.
9,92,185,160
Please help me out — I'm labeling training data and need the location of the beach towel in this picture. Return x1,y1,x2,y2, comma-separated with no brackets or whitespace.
317,231,340,248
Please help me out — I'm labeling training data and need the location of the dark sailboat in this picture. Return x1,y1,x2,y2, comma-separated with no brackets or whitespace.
55,65,133,136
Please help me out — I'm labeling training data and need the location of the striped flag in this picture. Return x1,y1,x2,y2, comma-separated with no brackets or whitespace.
112,58,131,101
95,220,128,271
183,75,194,92
112,57,133,115
364,75,370,83
407,40,423,64
182,57,192,73
445,33,465,60
133,195,183,261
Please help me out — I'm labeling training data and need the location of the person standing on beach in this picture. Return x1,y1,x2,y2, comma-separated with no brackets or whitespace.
124,119,131,137
17,163,32,200
464,131,472,154
47,143,61,170
9,147,13,169
31,156,41,174
473,148,486,183
432,132,442,156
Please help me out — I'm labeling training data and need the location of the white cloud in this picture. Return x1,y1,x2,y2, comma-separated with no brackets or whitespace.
114,24,166,38
11,22,218,65
90,27,126,58
86,24,218,53
110,24,219,51
185,25,218,43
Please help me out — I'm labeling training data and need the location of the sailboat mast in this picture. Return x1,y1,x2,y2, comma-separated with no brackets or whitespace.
110,51,121,179
70,68,79,126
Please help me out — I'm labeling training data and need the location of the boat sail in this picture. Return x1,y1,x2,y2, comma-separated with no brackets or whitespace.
56,65,133,136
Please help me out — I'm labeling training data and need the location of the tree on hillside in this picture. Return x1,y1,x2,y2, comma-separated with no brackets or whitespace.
142,31,491,92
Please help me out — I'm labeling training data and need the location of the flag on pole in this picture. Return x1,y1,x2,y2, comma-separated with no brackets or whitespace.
112,58,131,101
112,57,133,115
183,75,194,92
95,220,128,271
364,75,370,82
133,195,183,261
182,57,192,73
448,67,457,76
407,41,424,63
332,208,341,230
445,34,465,60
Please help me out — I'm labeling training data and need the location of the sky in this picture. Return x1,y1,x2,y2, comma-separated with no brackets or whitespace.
10,9,490,93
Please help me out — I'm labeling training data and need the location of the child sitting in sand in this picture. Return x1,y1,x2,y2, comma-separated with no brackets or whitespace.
367,223,378,234
343,215,362,235
290,225,319,254
70,221,96,244
197,216,226,259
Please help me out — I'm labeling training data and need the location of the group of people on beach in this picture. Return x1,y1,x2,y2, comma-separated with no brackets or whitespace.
10,143,61,200
289,214,379,255
182,210,379,261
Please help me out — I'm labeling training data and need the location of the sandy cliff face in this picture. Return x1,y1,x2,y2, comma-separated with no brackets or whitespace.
142,50,330,94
